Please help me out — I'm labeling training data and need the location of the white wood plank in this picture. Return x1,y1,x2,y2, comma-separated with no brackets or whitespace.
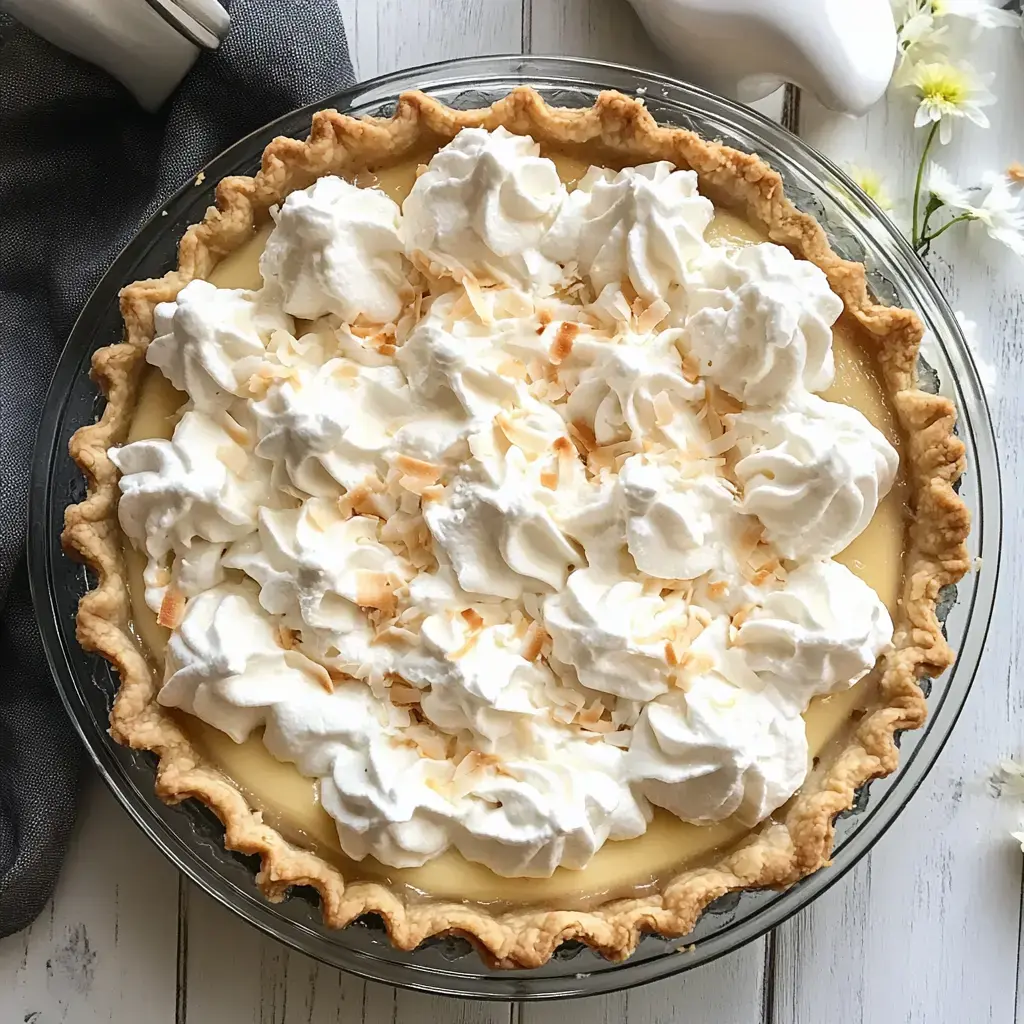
182,882,511,1024
337,0,522,81
519,947,766,1024
0,773,179,1024
771,26,1024,1024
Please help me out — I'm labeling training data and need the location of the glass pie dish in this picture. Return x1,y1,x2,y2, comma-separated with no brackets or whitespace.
28,55,1001,1000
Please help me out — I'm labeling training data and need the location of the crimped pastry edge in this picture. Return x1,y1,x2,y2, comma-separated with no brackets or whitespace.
62,86,971,969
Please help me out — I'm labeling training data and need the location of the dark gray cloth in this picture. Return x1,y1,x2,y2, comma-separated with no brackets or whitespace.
0,0,353,937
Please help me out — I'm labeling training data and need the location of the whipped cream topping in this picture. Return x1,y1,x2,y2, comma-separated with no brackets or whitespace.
401,127,568,292
260,175,409,324
734,560,894,714
148,280,293,410
684,243,843,405
547,161,713,307
112,126,899,878
627,619,809,826
731,395,899,560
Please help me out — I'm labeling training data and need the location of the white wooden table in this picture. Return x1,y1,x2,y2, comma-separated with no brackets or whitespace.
4,3,1023,1021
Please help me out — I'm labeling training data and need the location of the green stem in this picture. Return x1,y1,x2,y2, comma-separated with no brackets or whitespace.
912,122,940,250
919,211,976,248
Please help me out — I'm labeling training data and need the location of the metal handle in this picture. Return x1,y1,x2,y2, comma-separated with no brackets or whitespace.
141,0,230,50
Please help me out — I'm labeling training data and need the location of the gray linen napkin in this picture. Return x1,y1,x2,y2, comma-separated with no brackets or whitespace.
0,0,354,937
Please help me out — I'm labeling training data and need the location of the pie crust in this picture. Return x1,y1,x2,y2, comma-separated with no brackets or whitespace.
63,87,971,968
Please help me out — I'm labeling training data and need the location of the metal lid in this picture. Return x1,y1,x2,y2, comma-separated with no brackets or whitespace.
141,0,230,50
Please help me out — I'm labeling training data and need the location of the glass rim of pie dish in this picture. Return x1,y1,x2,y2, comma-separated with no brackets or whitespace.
29,55,1001,1001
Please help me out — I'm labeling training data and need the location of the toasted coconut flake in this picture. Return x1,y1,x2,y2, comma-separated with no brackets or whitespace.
620,277,640,307
447,630,481,661
419,484,444,505
681,352,701,384
731,604,755,629
405,724,450,761
215,443,249,477
461,608,485,632
521,622,550,662
338,481,388,520
495,411,550,457
604,730,633,748
396,454,442,482
463,276,493,323
157,587,186,629
540,468,558,490
704,390,724,439
216,410,252,448
552,435,575,461
538,308,553,328
496,357,529,380
284,651,335,693
568,420,597,455
577,700,614,733
355,571,397,614
703,428,738,458
706,580,729,600
653,390,676,427
549,322,578,365
388,682,422,706
636,299,670,334
275,625,299,650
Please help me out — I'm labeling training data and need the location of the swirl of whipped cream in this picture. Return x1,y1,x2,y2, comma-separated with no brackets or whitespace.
416,612,557,748
260,176,408,323
223,497,412,632
423,407,590,599
684,243,842,404
401,127,567,292
448,721,649,876
547,161,713,304
543,568,709,701
159,582,336,742
616,453,743,581
111,410,270,596
626,619,809,825
252,358,411,494
147,280,293,410
731,394,898,560
734,559,893,714
396,290,527,422
565,326,705,448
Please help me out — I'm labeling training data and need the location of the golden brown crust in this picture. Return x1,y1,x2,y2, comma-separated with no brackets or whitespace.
62,87,970,968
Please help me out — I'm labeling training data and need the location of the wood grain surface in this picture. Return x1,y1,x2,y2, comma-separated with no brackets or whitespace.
2,2,1021,1021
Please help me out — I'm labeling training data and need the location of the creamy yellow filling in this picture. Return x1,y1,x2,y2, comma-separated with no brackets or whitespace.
119,152,907,906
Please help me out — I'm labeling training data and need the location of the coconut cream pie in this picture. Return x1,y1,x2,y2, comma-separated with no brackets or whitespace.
64,88,970,967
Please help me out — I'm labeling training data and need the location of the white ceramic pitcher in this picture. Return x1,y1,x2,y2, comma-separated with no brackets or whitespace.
626,0,898,114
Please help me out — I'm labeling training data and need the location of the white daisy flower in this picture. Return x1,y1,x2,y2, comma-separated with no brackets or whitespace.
892,1,949,76
932,0,1021,29
909,61,996,143
925,162,976,211
973,174,1024,256
848,165,895,211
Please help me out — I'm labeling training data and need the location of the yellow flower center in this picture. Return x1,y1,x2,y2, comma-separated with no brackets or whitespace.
916,65,970,107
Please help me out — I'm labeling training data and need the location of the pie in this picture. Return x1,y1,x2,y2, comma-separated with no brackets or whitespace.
63,87,970,968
